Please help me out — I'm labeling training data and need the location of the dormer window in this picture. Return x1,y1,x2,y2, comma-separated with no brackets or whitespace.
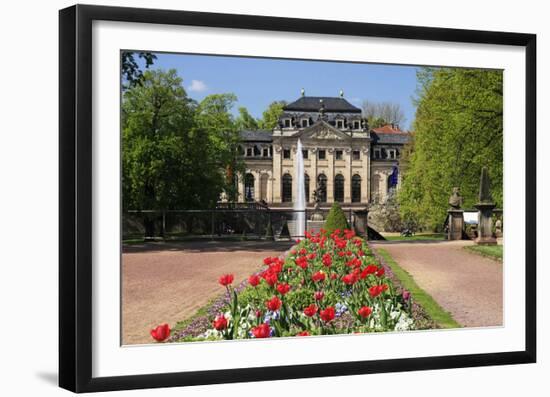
374,149,381,159
353,121,360,130
336,120,344,129
262,147,270,157
283,119,291,128
246,147,253,157
301,119,309,128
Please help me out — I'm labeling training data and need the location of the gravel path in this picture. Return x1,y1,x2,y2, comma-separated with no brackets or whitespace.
371,240,503,328
122,240,292,345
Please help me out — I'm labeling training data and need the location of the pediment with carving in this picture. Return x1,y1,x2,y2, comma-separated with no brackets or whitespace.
294,120,351,142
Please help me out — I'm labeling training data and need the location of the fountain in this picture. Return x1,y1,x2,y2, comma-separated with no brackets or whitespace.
294,139,306,237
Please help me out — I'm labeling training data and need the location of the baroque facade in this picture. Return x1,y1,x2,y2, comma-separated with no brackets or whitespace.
237,92,410,209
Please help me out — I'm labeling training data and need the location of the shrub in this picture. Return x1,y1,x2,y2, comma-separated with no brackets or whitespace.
323,202,350,233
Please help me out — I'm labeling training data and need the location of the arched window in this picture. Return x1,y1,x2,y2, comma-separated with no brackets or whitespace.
352,174,362,203
304,174,310,203
317,174,327,203
334,174,345,203
282,174,292,203
244,173,255,202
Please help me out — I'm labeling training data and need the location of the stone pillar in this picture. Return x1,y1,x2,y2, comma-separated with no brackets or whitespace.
380,171,388,203
447,210,464,240
310,147,317,203
344,148,352,202
237,174,244,202
253,170,261,201
362,147,370,203
267,172,273,204
327,148,334,202
475,167,497,245
273,146,282,202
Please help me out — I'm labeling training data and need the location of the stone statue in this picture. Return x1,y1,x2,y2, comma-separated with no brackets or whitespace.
448,187,463,209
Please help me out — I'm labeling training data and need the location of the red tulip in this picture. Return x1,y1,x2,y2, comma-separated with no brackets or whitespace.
248,274,260,287
303,304,318,317
314,291,325,301
311,271,326,283
320,307,335,323
369,284,388,298
251,323,271,338
213,315,228,331
376,268,385,277
276,283,291,295
218,274,234,287
322,253,332,267
342,273,358,285
150,323,170,342
358,306,373,319
266,296,282,312
296,331,310,336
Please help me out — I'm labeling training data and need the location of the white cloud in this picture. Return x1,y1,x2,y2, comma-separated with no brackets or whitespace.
187,79,208,92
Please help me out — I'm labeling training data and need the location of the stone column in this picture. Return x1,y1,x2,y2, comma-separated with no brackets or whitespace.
310,147,317,203
327,148,334,203
447,210,464,240
253,170,261,201
344,148,352,202
237,174,244,202
273,146,282,202
267,171,273,204
362,147,370,203
475,167,497,245
380,171,389,203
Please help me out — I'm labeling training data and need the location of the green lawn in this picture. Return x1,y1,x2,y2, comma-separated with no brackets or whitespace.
464,245,503,261
382,233,446,242
377,248,461,329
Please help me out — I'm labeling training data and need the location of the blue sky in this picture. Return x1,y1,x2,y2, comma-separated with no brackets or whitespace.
134,52,420,130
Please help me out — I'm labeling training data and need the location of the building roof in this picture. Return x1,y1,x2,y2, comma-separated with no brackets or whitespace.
371,124,406,134
371,132,410,145
283,96,362,114
239,130,273,142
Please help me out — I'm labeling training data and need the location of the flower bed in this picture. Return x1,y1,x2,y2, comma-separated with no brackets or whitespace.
162,229,417,342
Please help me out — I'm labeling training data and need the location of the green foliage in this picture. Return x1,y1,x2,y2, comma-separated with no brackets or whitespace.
121,51,157,89
122,69,243,213
464,245,503,261
398,68,503,230
258,101,287,130
235,107,259,130
323,202,350,232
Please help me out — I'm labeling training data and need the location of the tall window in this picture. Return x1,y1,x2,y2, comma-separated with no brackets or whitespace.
352,174,361,203
317,174,327,202
282,174,293,202
352,150,361,160
334,174,345,202
301,119,309,128
318,150,326,160
302,149,308,159
304,174,310,203
283,149,291,159
244,173,255,202
335,150,343,160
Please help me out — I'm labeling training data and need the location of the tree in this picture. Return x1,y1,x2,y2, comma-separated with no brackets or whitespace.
323,202,350,233
121,51,157,89
362,100,406,127
122,69,243,237
258,101,287,130
235,107,259,130
398,67,503,230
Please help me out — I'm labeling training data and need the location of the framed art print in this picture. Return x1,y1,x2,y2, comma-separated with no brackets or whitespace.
59,4,536,393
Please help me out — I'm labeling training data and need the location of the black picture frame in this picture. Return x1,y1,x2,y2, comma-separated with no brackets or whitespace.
59,4,537,393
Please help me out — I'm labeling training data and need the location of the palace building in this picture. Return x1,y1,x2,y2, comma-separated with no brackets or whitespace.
237,91,410,209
